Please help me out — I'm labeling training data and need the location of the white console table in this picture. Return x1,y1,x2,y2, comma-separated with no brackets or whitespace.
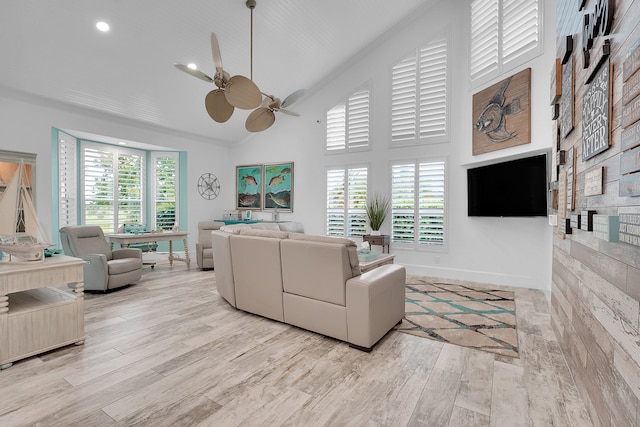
105,231,191,268
0,255,85,369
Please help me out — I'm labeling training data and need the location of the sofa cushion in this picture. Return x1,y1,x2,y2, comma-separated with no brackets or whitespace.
281,239,354,306
288,233,360,276
239,228,289,239
250,223,281,231
219,224,251,234
278,222,305,233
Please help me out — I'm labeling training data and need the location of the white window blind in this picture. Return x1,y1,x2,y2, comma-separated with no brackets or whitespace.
326,87,370,152
502,0,539,64
391,37,448,145
82,143,144,233
117,152,144,227
58,134,77,228
391,160,445,246
153,154,177,230
326,166,368,237
471,0,499,80
471,0,539,83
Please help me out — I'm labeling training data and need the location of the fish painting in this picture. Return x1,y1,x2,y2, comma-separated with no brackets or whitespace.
238,194,258,207
475,76,523,143
242,175,258,185
268,193,289,208
268,175,284,187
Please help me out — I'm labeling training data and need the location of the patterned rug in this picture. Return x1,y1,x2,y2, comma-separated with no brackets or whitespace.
394,277,519,358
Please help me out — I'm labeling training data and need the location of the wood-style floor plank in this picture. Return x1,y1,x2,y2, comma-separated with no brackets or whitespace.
0,264,594,427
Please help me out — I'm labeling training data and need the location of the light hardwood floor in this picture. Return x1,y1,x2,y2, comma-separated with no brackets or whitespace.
0,263,594,426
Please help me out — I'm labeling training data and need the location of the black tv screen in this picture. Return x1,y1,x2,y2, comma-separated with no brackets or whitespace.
467,154,548,217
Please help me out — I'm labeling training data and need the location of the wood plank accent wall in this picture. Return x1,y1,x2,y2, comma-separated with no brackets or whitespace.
552,1,640,426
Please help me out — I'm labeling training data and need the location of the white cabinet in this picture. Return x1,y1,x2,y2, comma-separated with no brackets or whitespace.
0,255,85,369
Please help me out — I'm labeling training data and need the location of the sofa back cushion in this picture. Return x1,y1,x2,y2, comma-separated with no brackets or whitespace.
281,238,356,306
278,222,305,233
239,228,289,239
288,233,360,276
230,234,285,322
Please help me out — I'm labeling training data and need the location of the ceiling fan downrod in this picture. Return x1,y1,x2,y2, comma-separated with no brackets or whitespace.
246,0,256,81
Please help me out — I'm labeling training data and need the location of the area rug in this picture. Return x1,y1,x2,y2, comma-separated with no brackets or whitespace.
394,277,519,358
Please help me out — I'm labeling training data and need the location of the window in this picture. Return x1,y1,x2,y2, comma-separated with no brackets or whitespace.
58,132,77,229
152,153,178,230
326,166,368,237
471,0,540,83
326,86,370,153
391,160,445,248
391,37,448,145
82,143,144,233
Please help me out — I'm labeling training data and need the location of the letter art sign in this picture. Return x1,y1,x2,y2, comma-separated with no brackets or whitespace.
582,58,611,161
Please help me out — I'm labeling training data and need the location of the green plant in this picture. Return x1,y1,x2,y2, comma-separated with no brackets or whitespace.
366,194,390,231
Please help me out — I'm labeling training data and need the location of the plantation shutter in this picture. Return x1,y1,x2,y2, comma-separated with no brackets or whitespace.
502,0,539,64
418,161,445,246
471,0,539,83
470,0,499,81
347,167,368,236
326,104,346,151
419,39,447,138
117,152,144,227
58,134,77,228
326,87,370,153
391,54,417,142
391,163,416,242
83,146,116,232
326,168,345,236
154,155,177,230
347,90,370,150
392,37,448,144
326,166,368,237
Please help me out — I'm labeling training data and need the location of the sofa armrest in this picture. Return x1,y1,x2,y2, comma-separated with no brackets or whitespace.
346,264,406,350
112,248,143,259
77,254,109,290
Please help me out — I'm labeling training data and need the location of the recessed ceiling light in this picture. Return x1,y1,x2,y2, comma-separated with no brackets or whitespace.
118,141,127,145
96,21,110,32
187,63,197,70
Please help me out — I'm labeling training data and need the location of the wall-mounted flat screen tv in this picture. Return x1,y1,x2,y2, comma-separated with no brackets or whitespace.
467,154,548,217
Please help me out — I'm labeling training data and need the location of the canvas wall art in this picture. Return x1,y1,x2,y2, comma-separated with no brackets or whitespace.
263,162,293,212
235,164,262,210
472,68,531,155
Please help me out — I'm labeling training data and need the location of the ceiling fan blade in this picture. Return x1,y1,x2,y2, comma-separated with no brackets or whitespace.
210,32,223,71
281,89,305,109
173,63,214,83
278,108,300,117
225,75,262,109
205,89,234,123
246,107,275,132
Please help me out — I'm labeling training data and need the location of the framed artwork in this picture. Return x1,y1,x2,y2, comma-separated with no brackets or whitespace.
235,164,262,210
472,68,531,155
263,162,293,212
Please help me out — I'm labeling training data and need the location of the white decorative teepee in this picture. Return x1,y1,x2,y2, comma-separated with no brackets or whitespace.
0,161,50,262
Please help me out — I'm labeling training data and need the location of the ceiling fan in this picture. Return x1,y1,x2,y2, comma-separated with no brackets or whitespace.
173,32,261,123
246,89,305,132
174,0,304,132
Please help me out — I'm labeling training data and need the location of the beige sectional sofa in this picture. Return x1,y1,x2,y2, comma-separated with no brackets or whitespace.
211,223,406,351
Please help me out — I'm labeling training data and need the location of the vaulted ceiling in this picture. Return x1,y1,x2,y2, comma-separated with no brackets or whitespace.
0,0,432,145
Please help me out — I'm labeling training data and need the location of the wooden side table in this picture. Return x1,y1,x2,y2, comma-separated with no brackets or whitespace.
362,234,390,253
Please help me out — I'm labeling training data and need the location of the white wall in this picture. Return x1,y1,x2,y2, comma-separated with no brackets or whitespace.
0,88,233,255
0,0,556,292
230,0,557,293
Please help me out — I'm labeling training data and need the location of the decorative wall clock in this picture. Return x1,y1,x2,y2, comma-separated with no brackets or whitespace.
197,173,220,200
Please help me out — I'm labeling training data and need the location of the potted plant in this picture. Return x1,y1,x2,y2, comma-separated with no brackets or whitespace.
366,193,390,235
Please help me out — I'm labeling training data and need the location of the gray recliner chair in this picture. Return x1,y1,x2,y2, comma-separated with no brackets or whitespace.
59,225,143,291
196,221,225,270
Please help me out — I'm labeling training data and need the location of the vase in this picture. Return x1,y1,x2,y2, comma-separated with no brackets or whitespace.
371,230,381,236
